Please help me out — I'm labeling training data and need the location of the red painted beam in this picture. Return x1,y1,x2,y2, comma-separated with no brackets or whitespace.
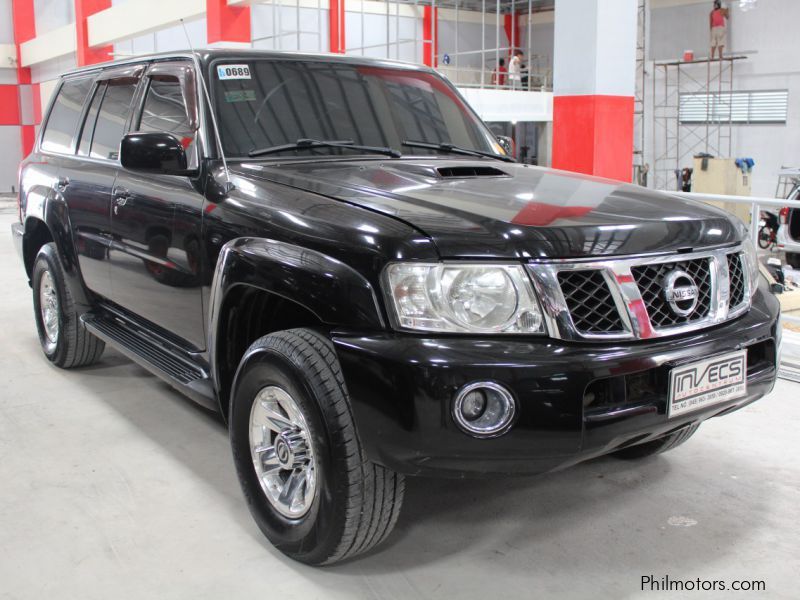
207,0,251,45
12,0,34,85
75,0,113,66
422,6,438,67
503,13,520,54
552,95,635,183
329,0,345,54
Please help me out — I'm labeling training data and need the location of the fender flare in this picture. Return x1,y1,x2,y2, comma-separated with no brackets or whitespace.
207,237,386,397
24,188,92,312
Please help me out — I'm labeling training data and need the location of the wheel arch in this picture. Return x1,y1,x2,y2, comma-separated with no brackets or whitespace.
208,237,386,420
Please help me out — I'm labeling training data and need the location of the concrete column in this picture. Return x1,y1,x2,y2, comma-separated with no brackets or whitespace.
422,5,438,67
552,0,637,182
329,0,345,54
75,0,113,66
11,0,36,156
207,0,251,46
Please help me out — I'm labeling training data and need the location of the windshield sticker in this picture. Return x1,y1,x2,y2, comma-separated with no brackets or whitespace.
217,64,251,80
224,89,257,103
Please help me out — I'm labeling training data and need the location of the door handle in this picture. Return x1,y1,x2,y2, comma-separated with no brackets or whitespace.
113,188,132,214
55,176,69,192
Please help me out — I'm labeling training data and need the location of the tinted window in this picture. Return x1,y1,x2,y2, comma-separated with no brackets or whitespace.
212,61,497,158
90,78,138,161
139,75,197,167
41,78,93,154
77,83,106,157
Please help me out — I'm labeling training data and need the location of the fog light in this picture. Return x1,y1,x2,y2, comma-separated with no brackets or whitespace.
453,382,516,438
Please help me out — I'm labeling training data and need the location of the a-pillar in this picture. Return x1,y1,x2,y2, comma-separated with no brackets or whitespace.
329,0,345,53
75,0,113,66
551,0,637,182
207,0,251,46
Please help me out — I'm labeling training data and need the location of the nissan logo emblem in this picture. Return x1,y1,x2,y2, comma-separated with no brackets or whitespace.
663,270,699,317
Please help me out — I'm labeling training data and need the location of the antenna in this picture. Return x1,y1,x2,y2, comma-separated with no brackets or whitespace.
180,18,234,192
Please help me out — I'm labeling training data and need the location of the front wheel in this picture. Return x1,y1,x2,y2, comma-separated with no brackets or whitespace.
229,329,404,565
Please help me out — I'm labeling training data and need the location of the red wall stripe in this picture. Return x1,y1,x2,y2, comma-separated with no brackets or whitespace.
503,13,520,54
12,0,36,155
32,83,42,124
552,95,635,183
207,0,251,44
422,6,438,67
329,0,345,53
75,0,113,66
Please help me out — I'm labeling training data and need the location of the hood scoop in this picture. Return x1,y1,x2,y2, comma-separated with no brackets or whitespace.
436,165,509,179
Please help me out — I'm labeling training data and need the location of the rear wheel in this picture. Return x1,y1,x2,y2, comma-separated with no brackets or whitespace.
32,243,105,368
229,328,404,565
786,252,800,269
612,424,699,460
757,226,773,249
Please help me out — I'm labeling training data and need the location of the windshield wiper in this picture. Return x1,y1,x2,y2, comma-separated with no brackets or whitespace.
248,138,401,158
402,140,515,163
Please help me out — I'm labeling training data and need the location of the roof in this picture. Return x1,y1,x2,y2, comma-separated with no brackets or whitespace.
61,48,434,78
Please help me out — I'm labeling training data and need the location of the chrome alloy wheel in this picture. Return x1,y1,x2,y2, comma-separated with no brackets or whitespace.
249,386,317,518
39,270,59,344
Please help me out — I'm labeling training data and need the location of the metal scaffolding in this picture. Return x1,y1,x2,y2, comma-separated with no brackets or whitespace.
651,54,747,191
632,0,647,185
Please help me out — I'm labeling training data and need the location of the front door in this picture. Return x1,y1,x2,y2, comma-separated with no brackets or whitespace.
107,61,206,350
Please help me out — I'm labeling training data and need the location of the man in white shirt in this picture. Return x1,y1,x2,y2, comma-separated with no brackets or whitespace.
509,50,524,90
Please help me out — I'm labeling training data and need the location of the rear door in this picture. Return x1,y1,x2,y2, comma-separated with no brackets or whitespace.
107,61,207,349
60,66,142,300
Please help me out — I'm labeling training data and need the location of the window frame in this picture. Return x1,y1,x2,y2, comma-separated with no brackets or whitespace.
38,75,96,156
131,60,201,170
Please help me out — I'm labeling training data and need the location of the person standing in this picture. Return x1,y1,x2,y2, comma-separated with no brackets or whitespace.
508,50,524,90
491,58,507,87
710,0,729,59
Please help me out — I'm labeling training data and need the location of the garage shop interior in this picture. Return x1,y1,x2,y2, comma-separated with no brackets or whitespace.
1,0,798,597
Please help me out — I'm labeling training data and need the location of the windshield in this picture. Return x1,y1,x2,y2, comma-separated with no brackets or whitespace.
210,59,501,159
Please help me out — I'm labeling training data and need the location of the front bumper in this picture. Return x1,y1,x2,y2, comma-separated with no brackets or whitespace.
332,281,780,477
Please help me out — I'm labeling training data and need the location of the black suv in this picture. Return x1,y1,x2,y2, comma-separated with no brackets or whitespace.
12,50,780,565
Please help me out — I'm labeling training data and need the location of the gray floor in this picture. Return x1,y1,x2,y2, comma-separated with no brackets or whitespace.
1,201,798,599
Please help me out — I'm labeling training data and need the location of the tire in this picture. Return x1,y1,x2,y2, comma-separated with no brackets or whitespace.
757,226,772,250
32,243,105,368
786,252,800,269
229,328,404,565
611,424,700,460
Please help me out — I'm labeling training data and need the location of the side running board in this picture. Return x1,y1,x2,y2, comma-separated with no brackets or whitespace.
81,310,217,412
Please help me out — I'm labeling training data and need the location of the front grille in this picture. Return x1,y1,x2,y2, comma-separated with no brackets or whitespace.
728,252,746,308
557,270,625,334
631,258,713,329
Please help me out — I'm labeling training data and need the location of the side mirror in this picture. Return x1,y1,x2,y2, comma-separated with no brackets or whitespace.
496,135,514,157
120,132,193,176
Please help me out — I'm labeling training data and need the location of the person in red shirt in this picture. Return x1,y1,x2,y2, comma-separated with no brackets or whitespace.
710,1,730,59
491,58,507,87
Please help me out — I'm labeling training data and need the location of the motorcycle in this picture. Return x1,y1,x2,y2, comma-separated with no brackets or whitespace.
759,210,779,250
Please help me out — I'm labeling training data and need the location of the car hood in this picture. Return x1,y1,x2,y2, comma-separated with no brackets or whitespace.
232,159,742,259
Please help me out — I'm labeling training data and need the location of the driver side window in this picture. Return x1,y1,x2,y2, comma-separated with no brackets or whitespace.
138,74,198,169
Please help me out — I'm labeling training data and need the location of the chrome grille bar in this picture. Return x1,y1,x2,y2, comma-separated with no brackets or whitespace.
527,245,752,341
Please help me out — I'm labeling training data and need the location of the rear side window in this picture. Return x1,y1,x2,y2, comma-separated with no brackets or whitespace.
41,78,93,154
89,78,138,161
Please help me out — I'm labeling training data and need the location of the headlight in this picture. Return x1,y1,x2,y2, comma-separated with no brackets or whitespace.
742,238,760,297
382,263,545,334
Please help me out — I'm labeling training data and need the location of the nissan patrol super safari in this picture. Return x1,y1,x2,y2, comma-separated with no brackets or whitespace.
12,50,780,565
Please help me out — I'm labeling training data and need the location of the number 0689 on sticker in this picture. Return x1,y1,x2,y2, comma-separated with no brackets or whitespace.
217,65,251,80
